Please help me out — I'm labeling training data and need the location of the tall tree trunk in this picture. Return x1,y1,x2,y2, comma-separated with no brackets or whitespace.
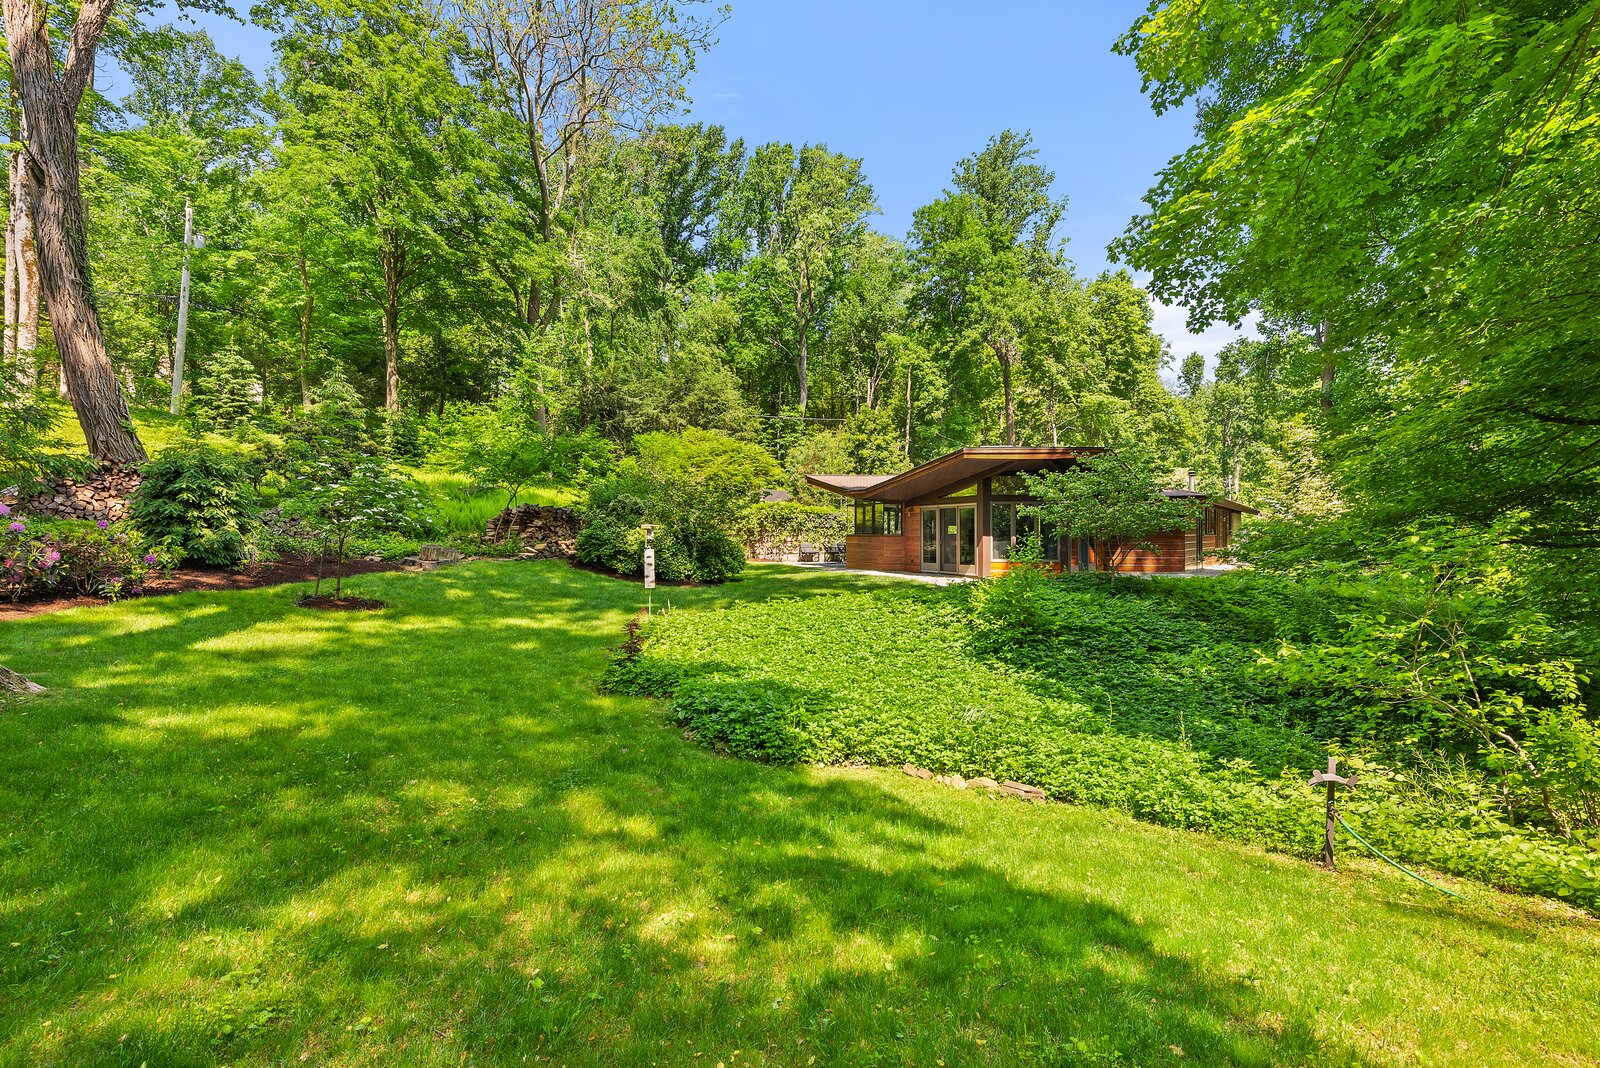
3,147,16,368
995,338,1017,445
4,0,144,461
904,369,912,460
379,235,403,411
5,97,42,387
1316,319,1335,413
794,291,809,414
298,251,313,407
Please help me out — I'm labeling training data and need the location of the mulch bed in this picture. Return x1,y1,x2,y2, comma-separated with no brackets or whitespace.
0,554,417,620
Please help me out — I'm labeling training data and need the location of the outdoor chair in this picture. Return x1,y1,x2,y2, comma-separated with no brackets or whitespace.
797,542,818,562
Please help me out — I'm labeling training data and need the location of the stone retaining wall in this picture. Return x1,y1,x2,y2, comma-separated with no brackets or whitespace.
1,463,142,523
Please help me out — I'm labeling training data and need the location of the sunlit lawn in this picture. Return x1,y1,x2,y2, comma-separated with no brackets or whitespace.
2,563,1598,1067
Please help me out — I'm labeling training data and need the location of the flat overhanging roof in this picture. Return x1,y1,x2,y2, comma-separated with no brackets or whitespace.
806,447,1262,514
805,446,1108,504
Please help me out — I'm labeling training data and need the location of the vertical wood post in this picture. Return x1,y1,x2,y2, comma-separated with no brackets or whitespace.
1309,756,1358,871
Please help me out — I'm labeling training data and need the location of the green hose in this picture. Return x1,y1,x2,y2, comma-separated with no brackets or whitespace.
1338,815,1465,899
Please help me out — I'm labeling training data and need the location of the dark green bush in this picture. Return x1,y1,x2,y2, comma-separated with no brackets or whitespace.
130,446,260,566
575,448,749,584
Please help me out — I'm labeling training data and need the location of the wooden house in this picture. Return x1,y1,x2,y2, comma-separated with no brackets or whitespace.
804,446,1257,577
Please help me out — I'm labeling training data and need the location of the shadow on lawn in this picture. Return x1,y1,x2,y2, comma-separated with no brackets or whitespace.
0,563,1381,1066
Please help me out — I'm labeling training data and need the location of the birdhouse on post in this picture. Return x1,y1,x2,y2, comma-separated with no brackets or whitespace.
1309,756,1358,870
640,524,657,591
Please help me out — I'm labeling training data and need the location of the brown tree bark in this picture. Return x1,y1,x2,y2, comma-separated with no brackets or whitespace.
5,94,41,385
1316,319,1335,413
379,234,404,411
298,251,313,407
990,333,1018,445
4,0,144,461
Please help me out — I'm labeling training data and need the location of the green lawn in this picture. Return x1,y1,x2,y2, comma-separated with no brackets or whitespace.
2,563,1598,1067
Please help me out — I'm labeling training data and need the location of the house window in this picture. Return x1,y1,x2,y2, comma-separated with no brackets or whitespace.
990,504,1060,561
991,475,1029,495
922,509,938,563
991,503,1014,560
852,501,901,535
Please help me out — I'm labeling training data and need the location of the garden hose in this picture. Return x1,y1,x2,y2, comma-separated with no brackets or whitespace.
1338,815,1464,900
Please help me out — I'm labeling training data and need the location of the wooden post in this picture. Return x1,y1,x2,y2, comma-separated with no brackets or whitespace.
1308,756,1358,870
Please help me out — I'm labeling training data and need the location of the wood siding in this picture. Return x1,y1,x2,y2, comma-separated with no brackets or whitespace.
844,532,919,572
1108,531,1193,573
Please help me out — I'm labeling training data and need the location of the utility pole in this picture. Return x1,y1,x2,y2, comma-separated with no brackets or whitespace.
169,198,205,415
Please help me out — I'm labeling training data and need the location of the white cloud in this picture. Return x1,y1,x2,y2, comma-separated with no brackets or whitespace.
1149,301,1258,381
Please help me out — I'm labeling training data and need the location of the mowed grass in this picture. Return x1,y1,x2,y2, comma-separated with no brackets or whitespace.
2,564,1598,1067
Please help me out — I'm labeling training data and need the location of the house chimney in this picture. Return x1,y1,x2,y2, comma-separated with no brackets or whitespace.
1187,469,1197,491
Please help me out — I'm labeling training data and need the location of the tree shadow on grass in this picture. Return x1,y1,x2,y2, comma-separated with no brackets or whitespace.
0,562,1570,1066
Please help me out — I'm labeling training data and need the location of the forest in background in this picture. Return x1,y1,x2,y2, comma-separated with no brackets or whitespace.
3,0,1317,507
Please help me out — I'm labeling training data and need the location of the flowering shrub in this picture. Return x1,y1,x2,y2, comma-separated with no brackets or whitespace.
278,460,432,598
0,509,181,602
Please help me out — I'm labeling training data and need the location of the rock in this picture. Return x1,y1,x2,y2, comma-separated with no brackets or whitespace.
3,461,142,523
968,777,1000,790
0,667,45,695
902,763,935,780
1000,780,1047,801
417,544,463,563
935,774,967,789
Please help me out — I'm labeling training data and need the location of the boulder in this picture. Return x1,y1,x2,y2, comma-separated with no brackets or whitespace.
1000,780,1048,801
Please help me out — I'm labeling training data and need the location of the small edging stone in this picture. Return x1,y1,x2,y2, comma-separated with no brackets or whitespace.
902,766,1045,801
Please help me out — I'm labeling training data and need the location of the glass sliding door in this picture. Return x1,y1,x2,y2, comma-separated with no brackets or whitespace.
923,504,979,574
958,507,976,567
939,507,958,572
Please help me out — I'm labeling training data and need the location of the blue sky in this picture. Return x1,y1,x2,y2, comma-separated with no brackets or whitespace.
124,1,1247,363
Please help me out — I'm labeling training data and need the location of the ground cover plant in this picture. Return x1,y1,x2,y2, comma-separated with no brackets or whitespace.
3,563,1600,1067
614,571,1600,909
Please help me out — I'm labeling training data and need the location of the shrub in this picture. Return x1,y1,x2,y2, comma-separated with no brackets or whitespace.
731,501,848,557
575,444,755,584
1,510,179,602
130,446,260,566
189,348,260,432
278,460,431,598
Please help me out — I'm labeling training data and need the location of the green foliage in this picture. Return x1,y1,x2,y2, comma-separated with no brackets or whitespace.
278,460,432,597
189,348,261,433
1115,0,1600,585
1025,449,1199,571
614,572,1600,910
574,444,749,584
436,405,613,507
129,445,261,566
0,378,79,490
729,501,848,556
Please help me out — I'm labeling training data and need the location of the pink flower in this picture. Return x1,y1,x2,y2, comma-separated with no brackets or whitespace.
42,549,60,568
144,553,159,565
0,503,9,516
97,519,110,529
7,522,23,534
